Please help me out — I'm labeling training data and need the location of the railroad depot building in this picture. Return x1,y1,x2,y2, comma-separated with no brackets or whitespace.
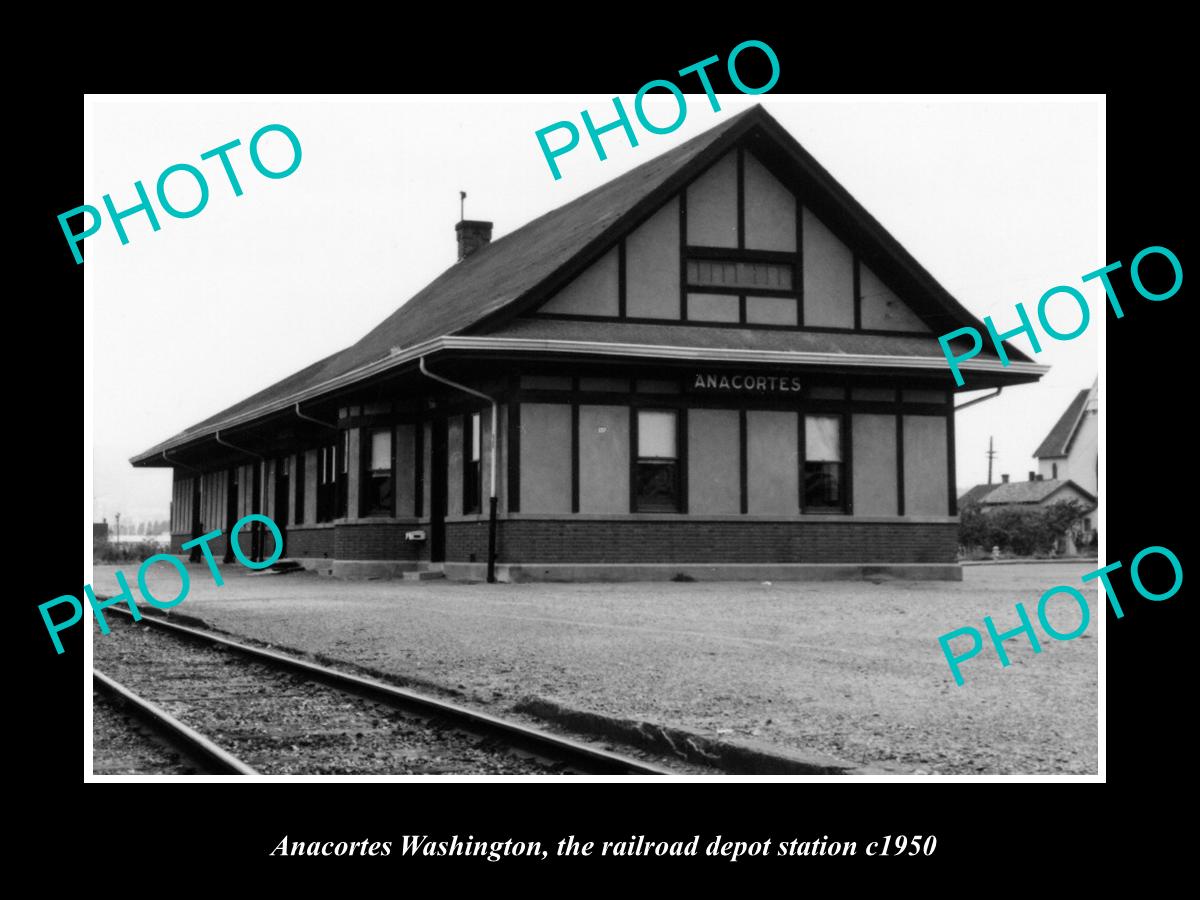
131,105,1046,582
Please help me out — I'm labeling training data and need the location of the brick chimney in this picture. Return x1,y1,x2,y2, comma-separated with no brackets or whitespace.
1001,474,1010,483
1028,471,1035,481
456,220,493,261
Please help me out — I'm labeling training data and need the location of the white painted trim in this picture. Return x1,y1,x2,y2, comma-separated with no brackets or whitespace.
135,334,1048,461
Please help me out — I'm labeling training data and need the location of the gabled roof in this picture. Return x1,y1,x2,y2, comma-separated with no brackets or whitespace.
133,104,1040,465
1033,389,1090,458
977,479,1096,506
958,483,999,506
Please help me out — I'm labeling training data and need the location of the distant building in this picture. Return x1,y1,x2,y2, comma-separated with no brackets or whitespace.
93,521,109,544
1034,379,1097,497
958,473,1096,555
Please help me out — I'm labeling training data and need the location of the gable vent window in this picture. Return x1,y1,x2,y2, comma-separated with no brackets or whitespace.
687,259,794,291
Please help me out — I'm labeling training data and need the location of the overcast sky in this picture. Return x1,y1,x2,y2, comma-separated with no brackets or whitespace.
86,95,1100,524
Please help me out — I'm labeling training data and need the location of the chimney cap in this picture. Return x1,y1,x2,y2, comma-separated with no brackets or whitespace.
455,219,494,231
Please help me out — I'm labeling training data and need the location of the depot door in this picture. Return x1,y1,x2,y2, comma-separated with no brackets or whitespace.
430,418,448,562
274,457,289,558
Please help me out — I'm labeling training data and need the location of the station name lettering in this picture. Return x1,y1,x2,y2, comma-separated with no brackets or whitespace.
692,373,801,393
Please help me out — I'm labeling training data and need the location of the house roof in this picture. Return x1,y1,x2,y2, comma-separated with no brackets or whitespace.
977,478,1096,506
1033,389,1091,458
958,483,999,506
133,104,1042,466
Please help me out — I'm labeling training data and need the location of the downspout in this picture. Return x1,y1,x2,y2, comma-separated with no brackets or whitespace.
419,357,499,584
954,387,1003,411
216,430,268,562
295,402,337,429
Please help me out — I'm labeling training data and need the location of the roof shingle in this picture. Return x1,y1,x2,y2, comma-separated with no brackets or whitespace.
977,479,1095,506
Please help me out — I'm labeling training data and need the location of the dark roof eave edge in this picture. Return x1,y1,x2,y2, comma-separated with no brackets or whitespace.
130,335,1048,465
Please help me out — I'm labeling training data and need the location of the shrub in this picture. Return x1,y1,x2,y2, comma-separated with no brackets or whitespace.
94,540,167,564
958,499,1090,557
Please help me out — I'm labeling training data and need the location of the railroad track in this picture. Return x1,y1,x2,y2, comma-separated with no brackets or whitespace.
93,669,259,774
94,609,671,776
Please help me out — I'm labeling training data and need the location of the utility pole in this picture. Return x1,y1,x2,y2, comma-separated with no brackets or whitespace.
115,512,121,545
986,437,996,485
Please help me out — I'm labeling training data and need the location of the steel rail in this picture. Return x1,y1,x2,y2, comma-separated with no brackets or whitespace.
92,668,259,776
106,609,670,776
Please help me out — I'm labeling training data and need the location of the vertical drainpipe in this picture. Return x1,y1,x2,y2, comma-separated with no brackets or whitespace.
418,357,499,583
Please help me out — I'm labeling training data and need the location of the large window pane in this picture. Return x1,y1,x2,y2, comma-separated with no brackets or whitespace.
806,415,842,462
638,410,677,459
370,429,391,471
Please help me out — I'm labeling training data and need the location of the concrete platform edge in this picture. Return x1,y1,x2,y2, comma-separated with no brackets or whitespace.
498,562,963,583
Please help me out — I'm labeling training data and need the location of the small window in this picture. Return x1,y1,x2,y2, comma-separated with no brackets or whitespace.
365,428,393,516
636,410,679,512
1052,463,1058,479
803,415,844,511
464,412,482,514
687,259,793,290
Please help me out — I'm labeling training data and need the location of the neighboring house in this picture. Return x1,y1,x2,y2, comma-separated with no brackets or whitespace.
959,474,1097,555
130,105,1046,583
1034,379,1097,497
957,483,997,508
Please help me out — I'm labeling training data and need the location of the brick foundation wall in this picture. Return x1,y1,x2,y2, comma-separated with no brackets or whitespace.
169,532,232,559
288,526,335,559
334,521,426,561
446,521,493,563
171,527,282,561
448,519,958,565
182,520,956,565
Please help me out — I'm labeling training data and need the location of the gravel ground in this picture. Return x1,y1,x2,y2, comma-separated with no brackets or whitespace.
90,563,1099,774
93,689,203,775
